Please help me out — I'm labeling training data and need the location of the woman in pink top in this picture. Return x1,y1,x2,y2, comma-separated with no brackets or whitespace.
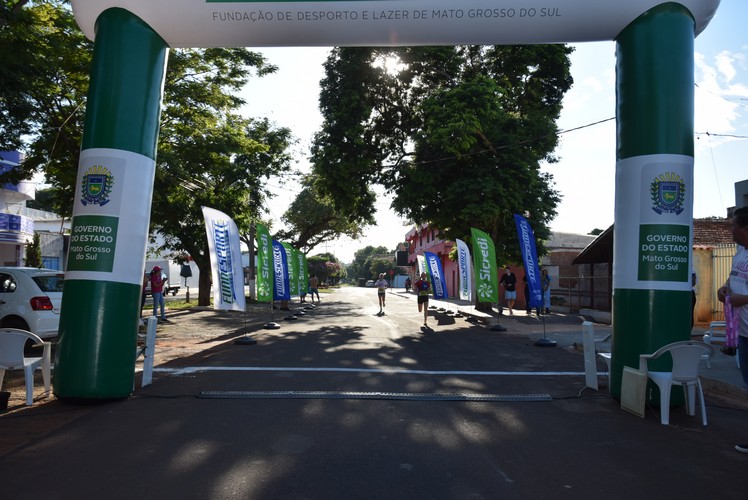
150,266,169,322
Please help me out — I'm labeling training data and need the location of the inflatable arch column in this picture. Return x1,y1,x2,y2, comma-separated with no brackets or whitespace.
54,9,168,398
56,1,717,400
611,4,696,399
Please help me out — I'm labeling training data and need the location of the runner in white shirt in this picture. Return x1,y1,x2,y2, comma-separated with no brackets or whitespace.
717,206,748,453
374,273,388,316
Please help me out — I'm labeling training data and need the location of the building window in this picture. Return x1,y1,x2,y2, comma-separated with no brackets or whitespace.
42,256,60,270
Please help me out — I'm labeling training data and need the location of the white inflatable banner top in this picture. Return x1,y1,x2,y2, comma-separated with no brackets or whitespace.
71,0,720,48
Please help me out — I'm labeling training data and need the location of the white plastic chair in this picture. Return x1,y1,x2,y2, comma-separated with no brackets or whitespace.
639,341,713,426
0,328,51,406
702,321,739,368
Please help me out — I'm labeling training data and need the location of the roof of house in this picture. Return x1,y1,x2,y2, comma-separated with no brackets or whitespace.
546,231,596,251
572,218,733,265
572,225,614,265
693,218,734,246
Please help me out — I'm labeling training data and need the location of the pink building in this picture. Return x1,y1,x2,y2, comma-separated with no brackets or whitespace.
404,224,531,308
404,225,460,298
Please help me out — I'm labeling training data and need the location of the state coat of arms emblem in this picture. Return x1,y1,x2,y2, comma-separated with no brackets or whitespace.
650,172,685,215
80,165,114,206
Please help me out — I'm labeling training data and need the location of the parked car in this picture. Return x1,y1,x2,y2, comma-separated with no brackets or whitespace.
0,267,64,339
365,280,376,287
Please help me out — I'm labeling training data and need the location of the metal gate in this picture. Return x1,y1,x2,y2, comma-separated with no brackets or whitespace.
711,243,737,320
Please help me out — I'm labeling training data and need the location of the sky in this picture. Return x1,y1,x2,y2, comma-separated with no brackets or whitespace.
239,0,748,264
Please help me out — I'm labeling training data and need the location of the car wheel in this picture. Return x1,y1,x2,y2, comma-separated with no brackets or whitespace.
2,317,30,331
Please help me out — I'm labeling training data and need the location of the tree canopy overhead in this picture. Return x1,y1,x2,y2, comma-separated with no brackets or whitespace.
275,174,364,254
311,45,573,263
1,0,93,216
2,1,295,305
151,48,291,305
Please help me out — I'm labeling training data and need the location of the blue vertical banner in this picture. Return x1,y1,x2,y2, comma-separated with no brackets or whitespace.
272,240,290,301
281,242,298,297
513,214,543,308
202,207,246,311
424,251,448,300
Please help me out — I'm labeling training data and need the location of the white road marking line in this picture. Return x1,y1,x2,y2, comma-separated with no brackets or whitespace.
153,366,594,376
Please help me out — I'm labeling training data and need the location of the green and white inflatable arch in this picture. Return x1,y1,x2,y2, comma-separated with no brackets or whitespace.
57,0,720,400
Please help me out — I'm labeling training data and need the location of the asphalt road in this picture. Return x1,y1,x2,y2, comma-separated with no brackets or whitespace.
1,287,746,499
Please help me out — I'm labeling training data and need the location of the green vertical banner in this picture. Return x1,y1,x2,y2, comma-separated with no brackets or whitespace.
297,251,307,296
611,3,695,400
256,224,272,302
470,228,498,303
54,8,169,400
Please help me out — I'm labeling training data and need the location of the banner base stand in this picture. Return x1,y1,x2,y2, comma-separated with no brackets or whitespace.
534,337,557,347
235,335,257,345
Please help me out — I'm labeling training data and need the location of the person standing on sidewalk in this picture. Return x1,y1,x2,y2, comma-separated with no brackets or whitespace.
414,272,431,326
541,268,552,314
374,273,388,315
150,266,169,322
309,274,320,304
499,266,517,315
717,206,748,453
523,275,540,316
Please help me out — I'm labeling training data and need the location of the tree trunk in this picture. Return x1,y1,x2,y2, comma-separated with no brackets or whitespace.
197,261,212,306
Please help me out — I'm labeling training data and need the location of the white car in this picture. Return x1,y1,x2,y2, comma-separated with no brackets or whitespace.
0,267,64,339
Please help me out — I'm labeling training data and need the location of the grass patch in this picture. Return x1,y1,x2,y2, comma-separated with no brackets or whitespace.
166,299,210,310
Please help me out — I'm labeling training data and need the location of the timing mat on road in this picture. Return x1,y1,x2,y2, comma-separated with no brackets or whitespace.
153,366,590,377
197,391,553,402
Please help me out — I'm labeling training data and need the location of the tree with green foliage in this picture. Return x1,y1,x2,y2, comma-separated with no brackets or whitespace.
150,48,289,305
346,245,391,282
2,2,292,305
231,116,297,301
24,232,42,267
311,45,573,265
306,252,343,285
0,0,92,217
368,257,395,280
275,175,364,254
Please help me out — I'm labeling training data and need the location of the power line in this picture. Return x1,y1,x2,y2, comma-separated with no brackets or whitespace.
389,116,616,168
695,83,748,112
695,131,748,140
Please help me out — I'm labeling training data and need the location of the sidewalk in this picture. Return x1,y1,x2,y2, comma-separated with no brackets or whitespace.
389,288,748,409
